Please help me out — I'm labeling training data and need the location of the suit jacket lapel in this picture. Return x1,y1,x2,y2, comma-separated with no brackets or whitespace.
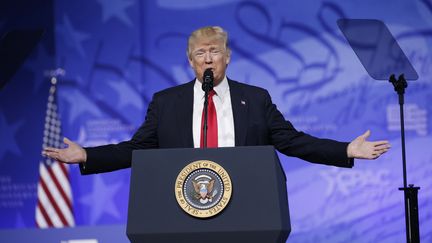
176,81,194,148
229,79,248,146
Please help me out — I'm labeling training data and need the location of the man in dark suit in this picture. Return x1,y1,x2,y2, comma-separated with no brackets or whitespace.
43,26,390,174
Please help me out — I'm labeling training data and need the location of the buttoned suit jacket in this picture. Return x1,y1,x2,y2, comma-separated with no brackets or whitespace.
81,79,352,174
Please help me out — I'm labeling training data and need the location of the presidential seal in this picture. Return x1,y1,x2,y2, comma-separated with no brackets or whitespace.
175,160,232,218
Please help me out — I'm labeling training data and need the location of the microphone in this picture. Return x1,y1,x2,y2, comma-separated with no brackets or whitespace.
202,68,214,92
201,68,214,148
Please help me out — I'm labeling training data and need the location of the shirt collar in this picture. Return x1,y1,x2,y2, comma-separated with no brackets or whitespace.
194,76,229,101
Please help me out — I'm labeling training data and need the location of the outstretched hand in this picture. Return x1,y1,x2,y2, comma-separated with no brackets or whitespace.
347,130,391,159
42,137,87,164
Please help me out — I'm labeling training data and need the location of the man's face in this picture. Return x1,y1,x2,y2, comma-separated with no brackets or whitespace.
188,37,230,86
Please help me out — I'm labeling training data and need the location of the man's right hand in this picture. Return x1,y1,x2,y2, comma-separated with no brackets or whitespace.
42,137,87,164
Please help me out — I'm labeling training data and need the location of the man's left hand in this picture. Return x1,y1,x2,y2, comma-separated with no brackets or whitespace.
347,130,391,159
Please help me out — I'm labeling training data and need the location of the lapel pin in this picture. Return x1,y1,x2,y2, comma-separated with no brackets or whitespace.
241,100,246,105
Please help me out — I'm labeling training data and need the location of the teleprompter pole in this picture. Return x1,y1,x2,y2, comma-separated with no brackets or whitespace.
389,74,420,243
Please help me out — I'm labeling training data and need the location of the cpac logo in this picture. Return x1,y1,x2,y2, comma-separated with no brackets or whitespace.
320,168,391,196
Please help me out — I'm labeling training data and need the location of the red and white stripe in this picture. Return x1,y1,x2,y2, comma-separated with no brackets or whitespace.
36,161,74,228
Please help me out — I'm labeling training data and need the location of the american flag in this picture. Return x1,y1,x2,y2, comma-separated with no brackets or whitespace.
35,76,75,228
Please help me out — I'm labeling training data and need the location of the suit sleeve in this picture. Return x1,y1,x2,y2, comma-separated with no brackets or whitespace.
263,91,354,168
79,94,160,174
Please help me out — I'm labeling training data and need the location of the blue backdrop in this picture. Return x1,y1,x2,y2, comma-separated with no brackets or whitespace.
0,0,431,242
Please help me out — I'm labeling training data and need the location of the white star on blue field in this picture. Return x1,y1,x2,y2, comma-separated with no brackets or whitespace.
96,0,135,27
56,15,90,58
79,175,123,224
107,80,143,111
0,113,22,163
60,89,103,125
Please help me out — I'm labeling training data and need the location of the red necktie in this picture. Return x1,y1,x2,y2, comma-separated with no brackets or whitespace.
200,90,218,148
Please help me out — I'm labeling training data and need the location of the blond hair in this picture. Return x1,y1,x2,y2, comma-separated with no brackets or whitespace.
187,26,231,58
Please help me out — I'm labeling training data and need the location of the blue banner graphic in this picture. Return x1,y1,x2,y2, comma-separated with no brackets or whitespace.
0,0,431,242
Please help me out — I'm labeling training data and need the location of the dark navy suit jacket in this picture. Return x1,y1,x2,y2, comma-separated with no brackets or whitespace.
81,79,352,174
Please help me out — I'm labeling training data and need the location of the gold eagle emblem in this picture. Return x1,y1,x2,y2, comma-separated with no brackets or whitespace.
193,179,215,201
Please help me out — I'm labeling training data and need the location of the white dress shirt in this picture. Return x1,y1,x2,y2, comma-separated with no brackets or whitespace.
193,76,235,148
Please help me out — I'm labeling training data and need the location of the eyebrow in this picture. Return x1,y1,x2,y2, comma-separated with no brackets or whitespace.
193,46,223,53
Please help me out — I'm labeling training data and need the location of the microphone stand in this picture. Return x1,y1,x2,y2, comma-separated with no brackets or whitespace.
389,74,420,243
202,88,209,148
